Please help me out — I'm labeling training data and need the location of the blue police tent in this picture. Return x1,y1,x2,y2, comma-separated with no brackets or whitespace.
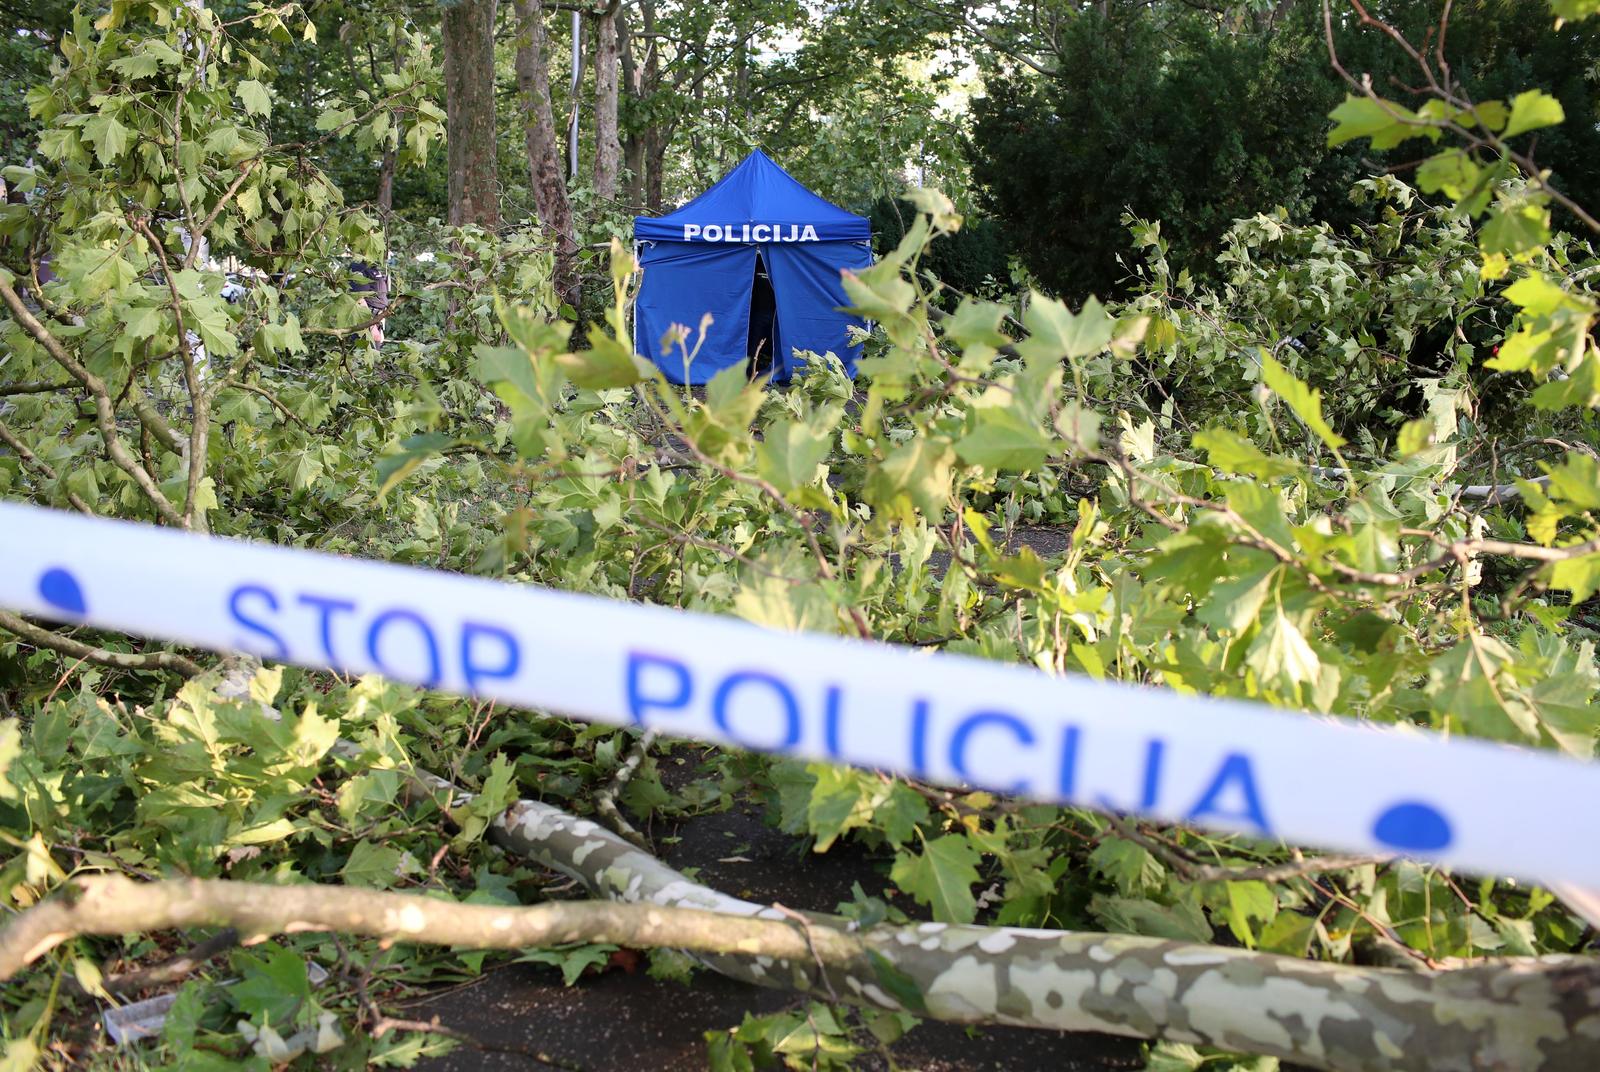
633,150,873,384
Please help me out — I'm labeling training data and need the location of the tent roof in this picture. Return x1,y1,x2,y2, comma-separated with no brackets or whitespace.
634,150,870,242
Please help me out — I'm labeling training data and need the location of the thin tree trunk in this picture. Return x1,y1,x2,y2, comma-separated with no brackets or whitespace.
644,126,666,212
514,0,578,309
593,1,622,203
618,4,646,212
640,0,664,212
376,147,396,215
441,0,500,228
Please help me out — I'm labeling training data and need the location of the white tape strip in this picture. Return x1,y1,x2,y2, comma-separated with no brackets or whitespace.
1,501,1597,886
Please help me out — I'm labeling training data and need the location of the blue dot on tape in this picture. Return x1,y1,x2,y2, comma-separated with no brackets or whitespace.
1372,801,1453,852
37,567,87,617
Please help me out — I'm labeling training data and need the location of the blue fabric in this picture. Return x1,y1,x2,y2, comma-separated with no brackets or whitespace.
764,240,870,380
635,242,757,385
635,150,870,243
632,150,873,384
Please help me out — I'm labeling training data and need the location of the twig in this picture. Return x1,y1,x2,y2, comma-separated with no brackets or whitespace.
0,276,186,527
80,928,240,995
0,380,74,396
1108,819,1383,884
134,218,210,533
770,903,839,1003
221,380,309,429
0,419,95,515
0,610,203,677
370,1015,586,1071
593,729,658,850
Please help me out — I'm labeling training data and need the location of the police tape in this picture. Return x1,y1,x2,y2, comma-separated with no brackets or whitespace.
2,500,1598,888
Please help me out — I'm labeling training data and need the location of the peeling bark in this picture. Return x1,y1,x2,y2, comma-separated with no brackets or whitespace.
493,800,1600,1072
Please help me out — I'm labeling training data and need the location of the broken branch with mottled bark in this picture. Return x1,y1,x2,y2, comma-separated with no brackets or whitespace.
492,798,1600,1072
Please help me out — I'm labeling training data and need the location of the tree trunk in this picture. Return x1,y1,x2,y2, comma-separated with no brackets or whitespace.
640,0,664,212
440,0,500,229
376,147,396,215
514,0,578,309
644,126,666,212
618,4,646,212
593,1,622,203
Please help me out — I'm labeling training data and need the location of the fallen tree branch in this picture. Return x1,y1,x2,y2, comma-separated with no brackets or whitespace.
0,876,853,984
491,799,1600,1072
0,610,203,676
5,664,1596,1072
593,727,658,850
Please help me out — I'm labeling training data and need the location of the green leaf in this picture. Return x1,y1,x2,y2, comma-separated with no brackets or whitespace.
1196,563,1278,636
376,431,462,498
1502,89,1565,139
1551,0,1600,19
864,437,955,522
1092,894,1213,942
1220,880,1278,948
564,328,647,390
890,834,982,923
516,943,617,986
756,418,832,492
1416,150,1481,201
841,262,916,320
1479,200,1551,255
1260,352,1346,450
1327,95,1428,150
341,839,413,889
1395,418,1434,457
229,946,311,1025
1088,836,1165,895
1193,427,1302,479
1246,609,1322,694
81,113,130,165
806,764,876,851
1550,552,1600,602
956,405,1051,472
868,951,929,1015
1016,293,1114,364
1428,637,1541,745
941,297,1010,367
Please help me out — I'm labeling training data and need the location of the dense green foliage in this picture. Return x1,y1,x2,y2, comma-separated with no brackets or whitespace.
967,0,1600,302
2,0,1600,1070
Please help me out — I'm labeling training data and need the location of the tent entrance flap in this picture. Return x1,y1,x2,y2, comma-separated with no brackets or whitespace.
747,253,777,378
634,242,757,385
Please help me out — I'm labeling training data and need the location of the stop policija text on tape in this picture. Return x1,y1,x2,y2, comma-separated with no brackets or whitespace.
3,501,1598,889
